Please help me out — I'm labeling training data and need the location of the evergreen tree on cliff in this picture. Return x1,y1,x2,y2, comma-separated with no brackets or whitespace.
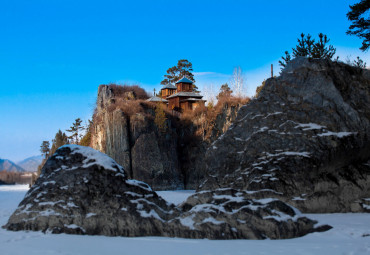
161,59,195,85
279,33,336,69
50,130,68,155
311,33,336,59
66,118,84,144
217,83,232,99
40,141,50,159
347,0,370,51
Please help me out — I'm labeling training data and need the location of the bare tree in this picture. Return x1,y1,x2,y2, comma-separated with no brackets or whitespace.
230,67,245,97
202,83,217,106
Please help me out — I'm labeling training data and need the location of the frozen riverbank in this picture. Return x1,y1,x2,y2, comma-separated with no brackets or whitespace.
0,185,369,255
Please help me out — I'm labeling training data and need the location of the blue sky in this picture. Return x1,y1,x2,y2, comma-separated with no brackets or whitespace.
0,0,367,162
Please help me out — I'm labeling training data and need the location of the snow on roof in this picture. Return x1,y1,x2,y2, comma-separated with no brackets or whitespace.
58,145,125,174
161,84,177,90
167,92,203,99
146,96,168,102
175,77,193,84
180,98,206,102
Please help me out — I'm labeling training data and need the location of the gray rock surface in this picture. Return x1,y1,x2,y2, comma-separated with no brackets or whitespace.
3,145,328,239
92,86,183,190
91,85,243,190
201,58,370,213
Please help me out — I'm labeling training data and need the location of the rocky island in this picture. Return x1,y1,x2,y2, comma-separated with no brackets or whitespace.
3,57,370,239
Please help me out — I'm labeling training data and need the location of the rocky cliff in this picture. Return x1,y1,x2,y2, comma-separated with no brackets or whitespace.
4,145,329,239
91,85,183,190
201,58,370,213
90,85,244,190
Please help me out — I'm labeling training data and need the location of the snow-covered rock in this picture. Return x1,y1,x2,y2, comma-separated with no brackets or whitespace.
201,58,370,213
3,145,328,239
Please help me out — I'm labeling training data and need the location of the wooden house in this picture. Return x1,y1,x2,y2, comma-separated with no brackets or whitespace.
160,77,205,112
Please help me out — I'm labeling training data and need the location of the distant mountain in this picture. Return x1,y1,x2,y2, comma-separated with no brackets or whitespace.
0,159,26,172
17,155,43,172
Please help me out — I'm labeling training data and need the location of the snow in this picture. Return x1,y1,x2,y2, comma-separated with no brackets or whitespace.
292,197,306,201
201,217,225,225
59,145,125,174
1,185,370,255
178,215,196,230
125,179,152,192
138,209,165,222
156,190,195,205
86,213,96,218
265,151,311,158
294,123,326,130
317,131,356,138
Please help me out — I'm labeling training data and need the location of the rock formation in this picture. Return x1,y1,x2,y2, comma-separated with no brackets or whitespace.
201,58,370,213
91,85,244,190
92,85,183,190
3,145,328,239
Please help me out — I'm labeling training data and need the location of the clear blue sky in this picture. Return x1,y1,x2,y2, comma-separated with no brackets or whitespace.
0,0,366,162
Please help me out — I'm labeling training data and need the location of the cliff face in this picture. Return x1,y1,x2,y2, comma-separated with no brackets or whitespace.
91,85,182,190
201,58,370,213
90,85,243,190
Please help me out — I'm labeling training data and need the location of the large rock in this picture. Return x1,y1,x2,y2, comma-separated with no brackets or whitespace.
201,58,370,213
91,85,244,190
3,145,328,239
92,96,183,190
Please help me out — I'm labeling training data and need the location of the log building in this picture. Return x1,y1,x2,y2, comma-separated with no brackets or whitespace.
160,77,205,112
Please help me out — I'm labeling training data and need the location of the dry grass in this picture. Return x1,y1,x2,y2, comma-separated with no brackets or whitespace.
103,84,150,99
181,95,250,141
106,99,152,116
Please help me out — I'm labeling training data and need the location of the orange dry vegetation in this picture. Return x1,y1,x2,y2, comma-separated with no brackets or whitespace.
182,95,249,121
181,95,250,140
105,84,150,100
106,99,151,116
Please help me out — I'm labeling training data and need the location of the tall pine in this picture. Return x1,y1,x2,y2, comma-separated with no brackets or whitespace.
50,130,68,155
347,0,370,51
66,118,84,144
161,59,195,85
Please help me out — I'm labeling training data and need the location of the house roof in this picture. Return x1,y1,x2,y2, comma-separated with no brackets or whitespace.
175,77,193,84
146,96,168,102
167,91,203,99
161,84,177,90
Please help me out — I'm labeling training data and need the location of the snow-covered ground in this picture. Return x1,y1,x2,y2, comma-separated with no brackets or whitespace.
1,185,369,255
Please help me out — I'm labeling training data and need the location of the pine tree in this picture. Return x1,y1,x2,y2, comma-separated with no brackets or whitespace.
50,130,69,156
161,59,195,85
280,33,336,69
154,103,167,132
216,83,232,99
353,56,367,68
347,0,370,51
279,51,292,68
40,141,50,159
292,33,309,57
311,33,336,59
79,120,93,147
66,118,84,144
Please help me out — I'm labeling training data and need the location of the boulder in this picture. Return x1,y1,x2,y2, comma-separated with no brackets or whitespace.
3,145,328,239
201,58,370,213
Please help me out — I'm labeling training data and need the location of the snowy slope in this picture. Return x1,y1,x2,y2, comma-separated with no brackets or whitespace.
0,186,369,255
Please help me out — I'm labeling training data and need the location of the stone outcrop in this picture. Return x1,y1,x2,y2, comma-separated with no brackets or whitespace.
3,145,329,239
92,85,183,190
91,85,244,190
201,58,370,213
